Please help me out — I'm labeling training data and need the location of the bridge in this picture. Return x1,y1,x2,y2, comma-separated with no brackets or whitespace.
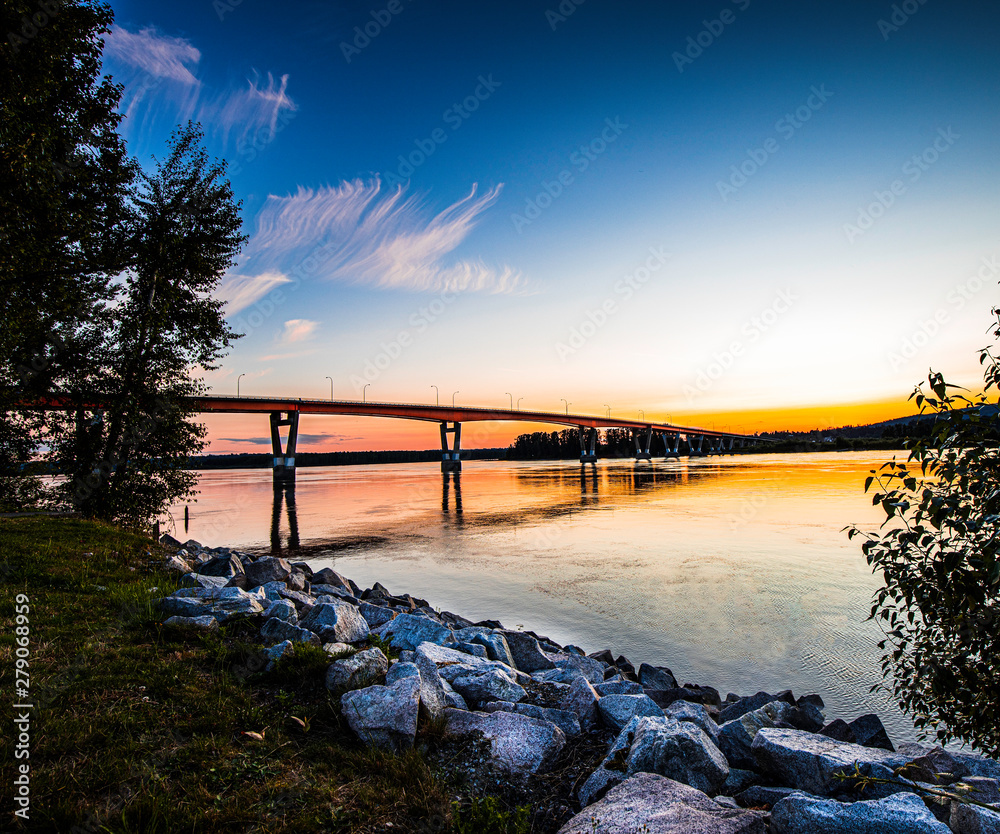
190,395,767,481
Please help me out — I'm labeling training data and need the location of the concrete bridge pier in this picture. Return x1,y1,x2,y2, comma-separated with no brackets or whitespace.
687,434,705,456
270,410,299,483
440,421,462,472
661,432,681,458
634,426,653,461
579,426,598,463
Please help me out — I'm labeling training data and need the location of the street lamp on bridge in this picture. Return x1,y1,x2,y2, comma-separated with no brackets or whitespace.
638,409,644,421
452,391,459,407
505,392,512,410
431,385,439,406
363,383,370,403
517,397,524,410
325,376,334,400
561,398,570,415
604,404,611,418
237,373,245,397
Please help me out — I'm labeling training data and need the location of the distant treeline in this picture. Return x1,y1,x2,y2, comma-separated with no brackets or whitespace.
507,428,650,460
185,448,509,470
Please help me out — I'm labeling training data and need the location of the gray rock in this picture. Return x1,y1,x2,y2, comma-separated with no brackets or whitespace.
179,573,229,589
723,768,762,796
244,556,291,588
639,663,679,691
157,596,211,618
341,676,421,752
719,691,795,724
578,715,641,807
667,699,721,743
195,554,244,577
533,667,587,685
562,677,601,732
386,661,420,685
452,669,527,707
260,616,321,647
414,641,525,683
440,678,468,710
413,649,449,721
323,642,353,657
311,567,353,592
285,570,309,593
165,554,193,574
950,802,1000,834
264,599,297,623
820,719,857,743
453,641,489,659
786,702,826,733
444,708,565,775
598,693,664,732
561,772,767,833
358,602,396,628
160,533,183,548
163,614,218,632
299,600,370,644
471,631,517,667
719,700,796,770
482,702,582,737
627,716,730,795
278,588,316,611
500,630,556,672
381,613,453,652
751,727,909,796
311,584,358,603
849,713,895,751
325,647,388,691
770,790,951,834
958,777,1000,806
595,679,645,696
264,639,294,671
734,785,797,809
553,653,607,684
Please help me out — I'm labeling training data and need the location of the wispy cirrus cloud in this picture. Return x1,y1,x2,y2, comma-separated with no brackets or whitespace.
279,319,319,344
213,271,290,318
102,25,296,147
237,179,523,295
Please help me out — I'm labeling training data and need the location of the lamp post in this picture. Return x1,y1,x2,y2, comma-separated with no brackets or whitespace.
452,391,459,407
237,373,245,397
505,392,513,410
517,397,524,410
604,404,611,418
431,385,439,406
325,376,333,400
561,398,570,415
638,409,644,421
363,383,370,403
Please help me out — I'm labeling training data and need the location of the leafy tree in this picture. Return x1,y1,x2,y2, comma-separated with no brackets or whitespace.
49,124,246,526
0,0,135,508
849,308,1000,757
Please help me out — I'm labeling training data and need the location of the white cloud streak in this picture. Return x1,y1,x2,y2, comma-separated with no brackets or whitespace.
239,180,522,294
103,25,201,86
214,270,291,317
279,319,319,344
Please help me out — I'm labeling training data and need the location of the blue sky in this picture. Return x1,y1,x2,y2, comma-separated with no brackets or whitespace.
102,0,1000,450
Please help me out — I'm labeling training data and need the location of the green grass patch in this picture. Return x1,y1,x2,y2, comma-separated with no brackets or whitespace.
0,516,488,833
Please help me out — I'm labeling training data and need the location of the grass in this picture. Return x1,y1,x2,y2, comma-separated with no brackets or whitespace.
0,516,533,833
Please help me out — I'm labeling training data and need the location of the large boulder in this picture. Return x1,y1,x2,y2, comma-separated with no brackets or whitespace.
639,663,679,691
561,773,766,834
718,700,795,770
500,630,556,672
579,715,643,807
627,716,729,795
553,653,607,684
299,600,369,644
381,613,453,652
483,702,582,737
950,802,1000,834
341,676,420,752
469,631,517,668
260,616,321,647
595,679,645,696
311,567,354,593
195,554,244,578
325,647,388,691
415,641,525,684
666,699,721,744
751,727,909,796
358,602,396,628
719,691,795,724
451,669,526,708
413,650,449,721
163,614,218,632
244,556,291,588
444,708,565,775
598,693,664,732
562,676,601,732
770,790,951,834
849,713,895,751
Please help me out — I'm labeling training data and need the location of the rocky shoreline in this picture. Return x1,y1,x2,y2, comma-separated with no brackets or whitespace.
155,536,1000,833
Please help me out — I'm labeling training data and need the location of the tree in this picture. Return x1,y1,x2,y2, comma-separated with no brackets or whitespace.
49,124,246,526
0,0,135,508
849,308,1000,757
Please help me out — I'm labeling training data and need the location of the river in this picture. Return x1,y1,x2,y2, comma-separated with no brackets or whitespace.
169,449,923,744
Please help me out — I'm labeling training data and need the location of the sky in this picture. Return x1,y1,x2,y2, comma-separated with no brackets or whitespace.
101,0,1000,452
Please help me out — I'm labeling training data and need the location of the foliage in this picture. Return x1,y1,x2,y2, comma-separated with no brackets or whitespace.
848,308,1000,757
47,123,245,526
452,796,530,834
0,0,135,509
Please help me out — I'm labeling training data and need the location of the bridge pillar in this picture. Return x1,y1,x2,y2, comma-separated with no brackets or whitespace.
440,421,462,472
634,426,653,461
687,434,705,456
270,410,299,483
579,426,598,463
661,432,680,458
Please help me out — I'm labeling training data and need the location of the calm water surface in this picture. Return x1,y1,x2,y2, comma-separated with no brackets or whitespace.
169,450,921,742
